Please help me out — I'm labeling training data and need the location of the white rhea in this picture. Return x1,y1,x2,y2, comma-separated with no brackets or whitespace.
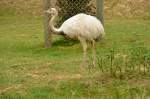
45,8,105,67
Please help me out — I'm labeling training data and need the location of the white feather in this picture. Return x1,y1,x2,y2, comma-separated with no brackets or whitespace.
60,13,105,41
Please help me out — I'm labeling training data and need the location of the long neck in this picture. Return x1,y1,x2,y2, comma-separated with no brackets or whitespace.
49,14,62,34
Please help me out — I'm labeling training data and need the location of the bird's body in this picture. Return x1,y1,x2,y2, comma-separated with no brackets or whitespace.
46,8,105,67
60,13,105,41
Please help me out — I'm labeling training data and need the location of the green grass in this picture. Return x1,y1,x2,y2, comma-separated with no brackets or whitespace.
0,15,150,99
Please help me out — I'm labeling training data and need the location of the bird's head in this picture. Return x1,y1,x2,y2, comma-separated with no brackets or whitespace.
45,8,58,16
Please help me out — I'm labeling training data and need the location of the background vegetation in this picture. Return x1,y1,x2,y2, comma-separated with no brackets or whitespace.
0,0,149,19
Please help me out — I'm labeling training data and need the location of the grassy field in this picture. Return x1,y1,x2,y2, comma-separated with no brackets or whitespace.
0,15,150,99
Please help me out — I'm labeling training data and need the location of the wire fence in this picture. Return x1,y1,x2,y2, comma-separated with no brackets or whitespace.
55,0,97,26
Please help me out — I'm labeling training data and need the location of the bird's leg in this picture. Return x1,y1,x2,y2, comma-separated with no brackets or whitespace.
92,40,96,67
78,37,88,67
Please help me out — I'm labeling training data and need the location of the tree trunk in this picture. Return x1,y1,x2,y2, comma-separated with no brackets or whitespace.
96,0,104,25
43,0,52,48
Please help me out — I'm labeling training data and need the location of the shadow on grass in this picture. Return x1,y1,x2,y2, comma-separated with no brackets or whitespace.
52,37,79,47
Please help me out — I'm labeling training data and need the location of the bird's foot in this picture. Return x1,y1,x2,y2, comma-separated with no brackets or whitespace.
92,61,96,68
80,60,89,68
79,62,88,73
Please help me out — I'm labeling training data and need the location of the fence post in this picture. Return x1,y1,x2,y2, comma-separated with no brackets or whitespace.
43,0,52,48
96,0,104,25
